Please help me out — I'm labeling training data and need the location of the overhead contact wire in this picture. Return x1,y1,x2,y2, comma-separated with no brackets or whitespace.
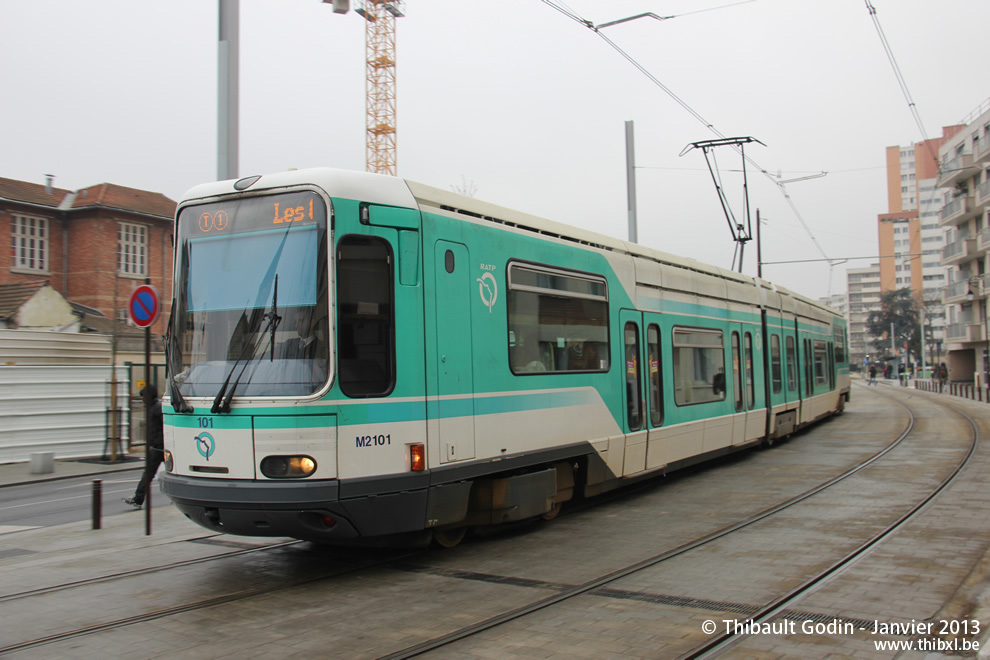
541,0,837,277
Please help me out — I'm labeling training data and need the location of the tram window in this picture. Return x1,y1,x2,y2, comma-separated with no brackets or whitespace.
673,327,726,406
648,324,662,427
833,326,846,364
786,336,797,391
625,323,642,431
770,335,783,394
745,332,755,409
814,340,828,386
731,332,743,412
507,263,609,374
337,236,395,397
828,344,835,389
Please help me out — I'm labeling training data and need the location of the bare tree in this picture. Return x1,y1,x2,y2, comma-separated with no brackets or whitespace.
450,176,477,198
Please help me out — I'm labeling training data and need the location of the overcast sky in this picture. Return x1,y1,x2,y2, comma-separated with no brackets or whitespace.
2,0,988,301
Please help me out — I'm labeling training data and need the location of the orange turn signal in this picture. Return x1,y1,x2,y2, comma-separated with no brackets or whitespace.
410,443,425,472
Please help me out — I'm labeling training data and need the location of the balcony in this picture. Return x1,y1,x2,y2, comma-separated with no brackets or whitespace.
939,194,978,227
942,236,978,266
979,226,990,252
946,322,983,343
938,152,977,187
978,179,990,207
943,278,975,304
977,137,990,165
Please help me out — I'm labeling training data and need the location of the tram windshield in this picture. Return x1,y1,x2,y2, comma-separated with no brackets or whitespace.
167,190,331,399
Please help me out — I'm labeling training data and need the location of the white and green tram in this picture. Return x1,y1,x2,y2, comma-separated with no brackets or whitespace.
161,168,849,546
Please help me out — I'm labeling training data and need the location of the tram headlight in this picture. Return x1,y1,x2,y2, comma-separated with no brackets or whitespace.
260,455,317,479
163,450,174,473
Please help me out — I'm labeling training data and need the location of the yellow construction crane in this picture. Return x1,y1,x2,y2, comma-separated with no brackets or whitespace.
326,0,405,176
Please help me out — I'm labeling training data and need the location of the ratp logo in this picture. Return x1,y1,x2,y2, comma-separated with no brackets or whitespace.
477,272,498,313
195,432,216,461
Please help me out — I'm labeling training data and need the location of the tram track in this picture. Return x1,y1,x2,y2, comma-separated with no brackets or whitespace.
678,388,981,658
5,386,973,658
0,543,428,655
380,385,978,659
0,536,302,604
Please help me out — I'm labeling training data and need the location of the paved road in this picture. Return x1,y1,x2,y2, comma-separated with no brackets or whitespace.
0,473,168,533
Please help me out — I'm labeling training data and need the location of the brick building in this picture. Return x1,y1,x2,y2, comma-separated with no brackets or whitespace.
1,175,176,339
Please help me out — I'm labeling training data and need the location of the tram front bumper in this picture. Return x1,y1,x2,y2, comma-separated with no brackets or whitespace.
159,472,428,541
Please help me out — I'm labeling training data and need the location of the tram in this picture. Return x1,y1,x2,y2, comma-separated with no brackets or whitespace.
159,168,849,545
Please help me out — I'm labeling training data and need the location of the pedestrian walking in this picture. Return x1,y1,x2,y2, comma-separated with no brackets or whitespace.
937,362,948,392
868,365,877,386
124,385,164,509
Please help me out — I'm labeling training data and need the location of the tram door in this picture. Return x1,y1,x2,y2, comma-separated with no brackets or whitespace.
729,326,746,446
434,241,476,463
729,323,760,445
620,311,648,474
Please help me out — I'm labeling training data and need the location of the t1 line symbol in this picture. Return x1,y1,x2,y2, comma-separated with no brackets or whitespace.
195,432,216,461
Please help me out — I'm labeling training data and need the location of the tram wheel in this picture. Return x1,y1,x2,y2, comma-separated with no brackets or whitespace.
542,502,563,520
432,527,467,548
761,435,776,449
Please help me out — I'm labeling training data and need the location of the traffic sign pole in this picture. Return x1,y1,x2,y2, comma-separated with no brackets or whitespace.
144,278,152,536
128,279,160,534
144,280,151,402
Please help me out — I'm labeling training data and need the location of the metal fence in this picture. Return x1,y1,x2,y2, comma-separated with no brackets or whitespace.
0,365,129,463
914,378,990,402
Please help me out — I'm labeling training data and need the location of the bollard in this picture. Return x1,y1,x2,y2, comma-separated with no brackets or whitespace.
145,482,152,536
92,479,102,530
30,452,55,475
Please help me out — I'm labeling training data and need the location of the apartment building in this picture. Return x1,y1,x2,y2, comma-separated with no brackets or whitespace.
939,100,990,384
845,263,881,368
877,130,962,368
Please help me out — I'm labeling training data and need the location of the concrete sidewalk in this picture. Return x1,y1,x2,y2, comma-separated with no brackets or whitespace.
0,455,145,488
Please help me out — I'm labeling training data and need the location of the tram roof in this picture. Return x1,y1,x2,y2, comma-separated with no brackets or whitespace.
180,168,837,319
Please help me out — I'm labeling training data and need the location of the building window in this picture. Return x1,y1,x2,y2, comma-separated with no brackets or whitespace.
118,222,147,276
11,214,49,272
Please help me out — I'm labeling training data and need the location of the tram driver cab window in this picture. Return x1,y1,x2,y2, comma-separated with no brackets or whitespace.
337,236,395,397
278,308,322,361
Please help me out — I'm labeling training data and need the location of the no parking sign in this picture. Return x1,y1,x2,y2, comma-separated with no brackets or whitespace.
128,285,161,328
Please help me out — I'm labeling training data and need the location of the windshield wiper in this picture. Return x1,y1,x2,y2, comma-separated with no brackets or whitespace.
264,273,280,362
211,275,282,414
164,298,193,413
